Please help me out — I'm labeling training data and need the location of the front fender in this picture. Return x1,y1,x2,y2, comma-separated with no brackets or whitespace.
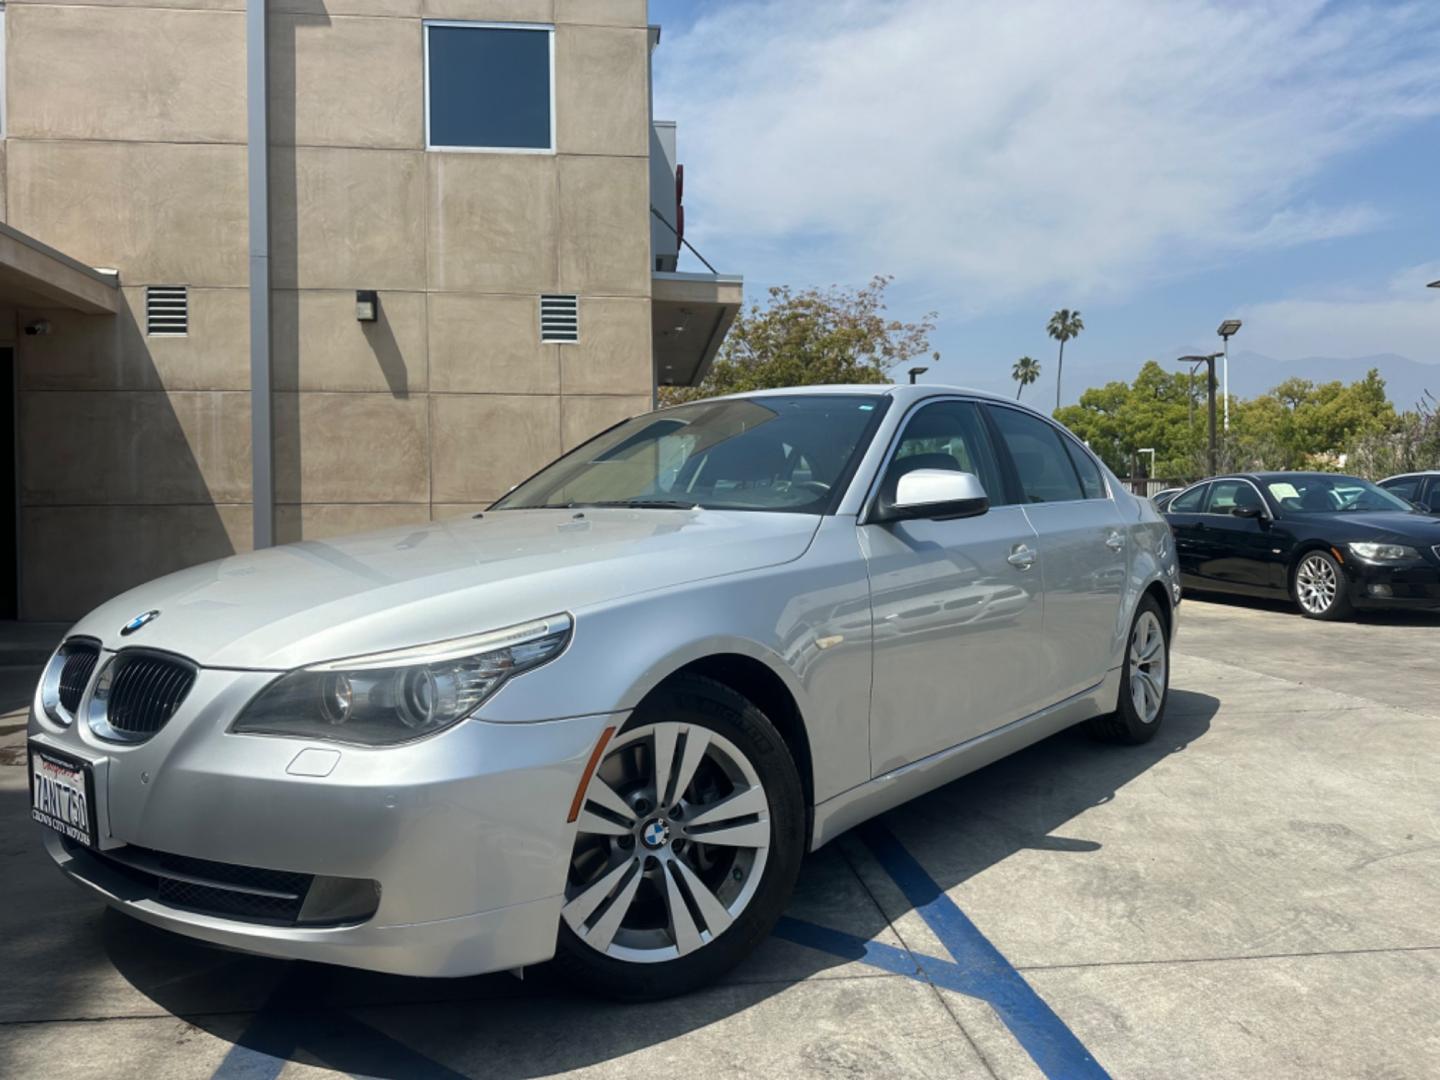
473,517,874,804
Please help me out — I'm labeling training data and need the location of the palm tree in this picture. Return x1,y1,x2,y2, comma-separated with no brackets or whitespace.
1011,356,1041,400
1047,308,1084,410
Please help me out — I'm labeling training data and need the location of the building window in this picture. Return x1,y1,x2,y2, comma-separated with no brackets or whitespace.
540,295,579,343
424,22,555,152
145,286,189,336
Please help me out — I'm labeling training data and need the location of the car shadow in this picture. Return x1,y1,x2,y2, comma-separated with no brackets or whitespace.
0,690,1217,1079
1183,589,1440,626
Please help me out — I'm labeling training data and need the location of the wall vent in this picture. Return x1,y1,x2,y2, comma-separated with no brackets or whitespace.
146,286,189,336
540,294,579,343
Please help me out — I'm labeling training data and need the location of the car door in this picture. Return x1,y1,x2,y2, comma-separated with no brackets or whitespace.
860,398,1046,773
982,404,1128,704
1198,478,1284,592
1164,482,1211,583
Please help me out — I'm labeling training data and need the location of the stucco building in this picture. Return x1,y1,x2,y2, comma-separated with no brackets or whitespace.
0,0,740,620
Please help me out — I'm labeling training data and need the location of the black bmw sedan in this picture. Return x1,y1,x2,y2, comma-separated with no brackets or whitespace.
1163,472,1440,620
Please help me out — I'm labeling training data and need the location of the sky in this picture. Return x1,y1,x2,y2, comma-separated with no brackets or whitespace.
647,0,1440,405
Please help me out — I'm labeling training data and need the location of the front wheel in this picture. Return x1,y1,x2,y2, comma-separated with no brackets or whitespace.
1293,550,1353,621
1088,596,1169,744
553,676,805,1000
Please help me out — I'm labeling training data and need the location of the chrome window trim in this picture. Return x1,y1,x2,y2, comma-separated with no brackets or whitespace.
1197,476,1271,518
1165,480,1212,514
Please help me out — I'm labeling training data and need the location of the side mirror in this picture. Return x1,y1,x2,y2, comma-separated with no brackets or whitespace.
1230,505,1266,520
882,469,989,521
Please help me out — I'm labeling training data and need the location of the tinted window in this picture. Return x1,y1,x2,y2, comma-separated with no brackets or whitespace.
492,396,883,514
1380,476,1421,502
427,25,552,150
884,400,1007,506
1062,438,1107,499
1168,484,1208,513
1208,480,1264,514
1265,475,1412,514
986,407,1084,503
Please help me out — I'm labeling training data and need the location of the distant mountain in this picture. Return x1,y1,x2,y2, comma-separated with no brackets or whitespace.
960,351,1440,410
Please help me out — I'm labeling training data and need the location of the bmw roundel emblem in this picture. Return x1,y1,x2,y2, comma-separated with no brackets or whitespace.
641,819,671,850
120,609,160,636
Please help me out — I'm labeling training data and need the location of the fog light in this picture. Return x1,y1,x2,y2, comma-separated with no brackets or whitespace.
1368,584,1392,598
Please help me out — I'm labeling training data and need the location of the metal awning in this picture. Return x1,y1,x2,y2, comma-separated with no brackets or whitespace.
0,222,120,314
652,271,743,387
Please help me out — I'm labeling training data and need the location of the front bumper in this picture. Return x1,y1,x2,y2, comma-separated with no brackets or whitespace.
1343,559,1440,609
32,667,618,977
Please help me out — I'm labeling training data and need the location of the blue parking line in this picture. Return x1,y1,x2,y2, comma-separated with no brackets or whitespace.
856,822,1110,1080
208,825,1106,1080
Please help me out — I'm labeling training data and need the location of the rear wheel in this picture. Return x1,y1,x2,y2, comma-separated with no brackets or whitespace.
1088,596,1169,744
553,676,805,1000
1293,550,1352,620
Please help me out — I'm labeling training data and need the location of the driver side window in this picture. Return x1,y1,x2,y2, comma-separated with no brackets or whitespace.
885,400,1007,506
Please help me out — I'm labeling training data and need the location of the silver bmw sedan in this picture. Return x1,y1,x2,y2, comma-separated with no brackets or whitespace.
28,385,1179,999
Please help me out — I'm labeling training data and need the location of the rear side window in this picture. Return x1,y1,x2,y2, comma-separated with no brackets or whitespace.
885,400,1008,506
1062,438,1107,499
1168,484,1208,513
985,406,1084,503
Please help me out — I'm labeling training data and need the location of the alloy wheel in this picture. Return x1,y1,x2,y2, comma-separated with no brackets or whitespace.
563,722,771,963
1128,609,1167,724
1296,554,1338,615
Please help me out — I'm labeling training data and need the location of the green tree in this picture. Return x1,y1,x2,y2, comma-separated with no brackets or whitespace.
1011,356,1041,400
659,275,936,406
1053,362,1395,481
1046,308,1084,410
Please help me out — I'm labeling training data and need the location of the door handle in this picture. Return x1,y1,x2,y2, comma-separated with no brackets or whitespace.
1105,531,1125,552
1007,543,1036,569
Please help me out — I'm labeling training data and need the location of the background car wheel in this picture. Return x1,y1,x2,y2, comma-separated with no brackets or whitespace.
1293,550,1353,621
1088,596,1169,745
553,675,805,1000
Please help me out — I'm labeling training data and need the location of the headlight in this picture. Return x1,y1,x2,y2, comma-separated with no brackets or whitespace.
1348,542,1420,562
232,614,572,746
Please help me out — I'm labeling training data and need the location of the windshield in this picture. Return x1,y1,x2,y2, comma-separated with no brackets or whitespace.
492,395,886,514
1264,475,1414,514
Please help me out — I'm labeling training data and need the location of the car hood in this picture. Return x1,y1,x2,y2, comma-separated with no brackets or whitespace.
1310,512,1440,546
70,509,822,670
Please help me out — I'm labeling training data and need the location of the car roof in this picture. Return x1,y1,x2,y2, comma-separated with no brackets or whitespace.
707,382,1030,410
1381,470,1440,478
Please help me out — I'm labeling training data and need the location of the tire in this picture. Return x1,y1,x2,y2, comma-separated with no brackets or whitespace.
1292,550,1353,621
1088,596,1169,745
552,675,805,1000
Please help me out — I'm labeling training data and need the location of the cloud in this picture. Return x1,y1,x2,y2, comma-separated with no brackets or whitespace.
654,0,1440,313
1237,263,1440,364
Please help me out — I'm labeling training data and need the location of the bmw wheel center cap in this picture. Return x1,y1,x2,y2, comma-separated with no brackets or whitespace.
641,818,671,850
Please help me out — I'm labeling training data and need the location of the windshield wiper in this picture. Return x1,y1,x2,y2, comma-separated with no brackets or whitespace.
557,499,701,511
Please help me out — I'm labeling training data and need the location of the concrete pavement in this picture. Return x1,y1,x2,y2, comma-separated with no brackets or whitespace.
2,598,1437,1078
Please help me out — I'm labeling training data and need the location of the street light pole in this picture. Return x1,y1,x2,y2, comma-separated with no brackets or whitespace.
1180,354,1223,477
1217,319,1241,433
907,366,928,385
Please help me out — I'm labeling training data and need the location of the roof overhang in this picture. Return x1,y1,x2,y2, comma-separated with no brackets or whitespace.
652,271,743,387
0,222,120,314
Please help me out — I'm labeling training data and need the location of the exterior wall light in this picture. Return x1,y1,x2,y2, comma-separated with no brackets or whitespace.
355,290,379,322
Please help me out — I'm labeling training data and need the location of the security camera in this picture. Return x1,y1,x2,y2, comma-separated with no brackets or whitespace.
23,320,51,336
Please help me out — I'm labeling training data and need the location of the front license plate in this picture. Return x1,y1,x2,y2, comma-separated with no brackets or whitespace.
29,744,97,848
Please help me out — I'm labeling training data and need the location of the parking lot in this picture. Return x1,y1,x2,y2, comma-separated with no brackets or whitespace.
2,596,1438,1080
